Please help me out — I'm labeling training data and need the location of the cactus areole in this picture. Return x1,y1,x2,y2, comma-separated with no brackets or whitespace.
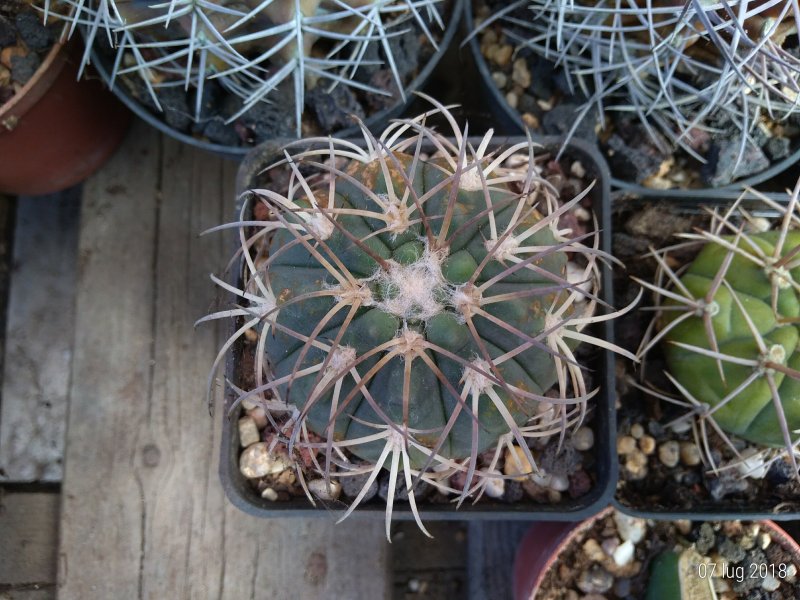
661,231,800,448
264,152,580,466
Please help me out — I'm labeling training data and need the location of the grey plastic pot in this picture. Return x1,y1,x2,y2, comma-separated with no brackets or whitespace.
83,0,464,159
218,134,619,521
463,6,800,201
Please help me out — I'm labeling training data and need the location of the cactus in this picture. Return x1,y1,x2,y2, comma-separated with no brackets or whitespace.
637,179,800,474
202,97,633,532
475,0,800,179
44,0,444,133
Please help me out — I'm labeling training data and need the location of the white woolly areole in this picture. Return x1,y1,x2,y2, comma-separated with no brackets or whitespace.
382,197,410,235
376,249,446,321
332,281,373,306
759,343,786,374
395,328,425,355
462,358,494,394
306,213,335,240
485,235,519,262
326,345,357,376
451,284,481,318
765,260,794,290
459,163,486,191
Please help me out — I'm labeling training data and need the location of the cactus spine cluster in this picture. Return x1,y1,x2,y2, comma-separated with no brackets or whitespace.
637,181,800,475
204,98,630,531
45,0,444,132
480,0,800,175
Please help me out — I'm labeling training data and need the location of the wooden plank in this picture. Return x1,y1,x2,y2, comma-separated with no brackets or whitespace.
0,190,80,482
0,491,59,598
392,522,467,600
58,125,389,599
467,521,532,600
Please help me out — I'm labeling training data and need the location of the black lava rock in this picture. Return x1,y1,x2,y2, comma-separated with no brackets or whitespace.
378,474,430,501
387,28,419,80
767,458,794,486
542,103,599,145
0,15,16,47
157,86,192,132
240,100,295,142
202,118,239,146
10,52,40,85
306,84,365,132
605,133,665,184
764,136,791,161
704,139,769,187
15,12,52,52
340,470,379,502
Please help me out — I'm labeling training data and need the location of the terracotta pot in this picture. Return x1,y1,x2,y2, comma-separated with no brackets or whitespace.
513,508,800,600
0,36,131,195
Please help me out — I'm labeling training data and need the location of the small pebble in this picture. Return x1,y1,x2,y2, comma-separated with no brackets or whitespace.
505,91,518,109
762,575,780,592
521,112,539,129
614,512,647,543
613,540,635,567
247,406,268,429
572,426,594,451
785,564,797,583
679,442,702,466
638,435,656,455
494,44,513,67
307,478,342,501
629,424,644,439
340,470,379,501
574,207,591,222
737,448,768,479
261,487,279,501
617,436,637,455
670,419,692,434
537,98,553,111
601,537,619,556
511,57,531,88
484,469,506,499
549,474,569,492
239,443,292,478
675,520,692,535
491,71,507,89
658,441,680,468
238,416,260,447
546,489,561,503
583,538,605,562
570,161,586,178
576,565,613,594
624,451,648,480
504,446,534,481
568,469,592,498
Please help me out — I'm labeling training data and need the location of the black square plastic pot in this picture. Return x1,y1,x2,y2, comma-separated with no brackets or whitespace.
610,195,800,521
220,134,619,521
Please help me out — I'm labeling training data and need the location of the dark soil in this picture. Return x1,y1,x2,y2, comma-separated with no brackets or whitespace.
538,511,800,600
612,200,800,515
226,142,609,514
472,1,799,190
0,2,58,104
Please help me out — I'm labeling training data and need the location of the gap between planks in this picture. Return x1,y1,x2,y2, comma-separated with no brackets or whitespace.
57,123,390,600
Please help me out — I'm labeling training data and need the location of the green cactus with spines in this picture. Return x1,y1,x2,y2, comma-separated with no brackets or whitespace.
636,186,800,469
660,229,800,448
265,152,571,465
205,99,631,531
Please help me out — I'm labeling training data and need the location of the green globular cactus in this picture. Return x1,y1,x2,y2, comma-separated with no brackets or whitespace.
638,183,800,471
204,98,632,532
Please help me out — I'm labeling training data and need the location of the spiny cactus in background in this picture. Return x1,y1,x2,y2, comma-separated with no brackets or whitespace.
636,179,800,478
480,0,800,176
44,0,443,132
202,97,633,533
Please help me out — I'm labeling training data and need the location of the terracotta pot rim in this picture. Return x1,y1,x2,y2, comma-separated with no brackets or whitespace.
526,508,800,600
0,32,68,124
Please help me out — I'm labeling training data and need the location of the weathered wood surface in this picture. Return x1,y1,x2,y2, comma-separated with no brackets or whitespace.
0,491,59,599
0,191,80,482
58,123,390,600
467,521,531,600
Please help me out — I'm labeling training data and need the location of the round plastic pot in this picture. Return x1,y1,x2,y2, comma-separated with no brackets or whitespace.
513,507,800,600
611,194,800,521
85,0,465,160
218,134,619,521
463,7,800,200
0,37,131,195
